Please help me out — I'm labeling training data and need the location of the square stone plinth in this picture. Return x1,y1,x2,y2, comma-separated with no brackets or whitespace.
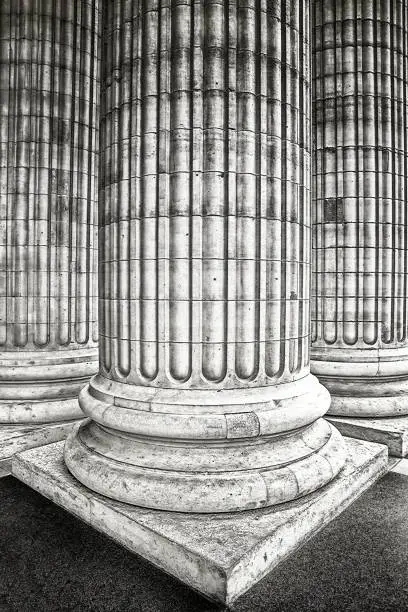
12,438,387,605
0,421,81,477
327,416,408,458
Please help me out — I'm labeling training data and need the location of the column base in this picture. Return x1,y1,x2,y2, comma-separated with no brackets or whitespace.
64,374,347,513
326,391,408,418
327,415,408,458
0,420,83,477
12,437,387,605
0,348,97,424
311,347,408,418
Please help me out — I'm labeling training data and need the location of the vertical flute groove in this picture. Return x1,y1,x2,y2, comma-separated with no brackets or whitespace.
0,0,99,353
100,0,310,389
404,0,408,340
65,0,347,517
312,0,408,353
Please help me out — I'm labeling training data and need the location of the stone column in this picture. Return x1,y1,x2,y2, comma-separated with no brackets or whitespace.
312,0,408,419
65,0,346,513
0,1,99,426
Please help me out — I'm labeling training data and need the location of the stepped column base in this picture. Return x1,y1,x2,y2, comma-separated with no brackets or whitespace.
312,348,408,457
64,373,347,513
0,348,97,473
0,348,98,424
312,347,408,418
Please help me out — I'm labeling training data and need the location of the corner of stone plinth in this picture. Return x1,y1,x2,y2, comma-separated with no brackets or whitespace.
9,437,388,607
0,458,11,477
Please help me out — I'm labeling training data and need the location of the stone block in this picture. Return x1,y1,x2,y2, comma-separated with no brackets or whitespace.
12,437,387,605
389,458,408,475
0,421,80,477
327,416,408,458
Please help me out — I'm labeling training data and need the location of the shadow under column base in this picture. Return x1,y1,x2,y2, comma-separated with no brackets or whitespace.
12,437,387,605
327,415,408,457
0,420,83,477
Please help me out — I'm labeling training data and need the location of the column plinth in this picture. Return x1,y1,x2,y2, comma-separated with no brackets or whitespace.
311,1,408,421
0,0,100,451
65,374,344,513
65,0,346,513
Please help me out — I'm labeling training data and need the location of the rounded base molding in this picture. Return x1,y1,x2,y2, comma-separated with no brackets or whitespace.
0,348,98,424
64,373,347,513
77,372,332,439
327,391,408,418
0,397,84,424
312,352,408,417
64,419,346,513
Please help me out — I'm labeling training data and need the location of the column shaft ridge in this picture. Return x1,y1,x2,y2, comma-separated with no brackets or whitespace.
65,0,346,513
0,0,100,423
312,0,408,416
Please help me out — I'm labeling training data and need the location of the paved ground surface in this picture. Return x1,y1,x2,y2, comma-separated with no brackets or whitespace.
0,470,408,611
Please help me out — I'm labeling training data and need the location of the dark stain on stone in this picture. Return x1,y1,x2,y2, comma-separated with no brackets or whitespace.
324,197,344,223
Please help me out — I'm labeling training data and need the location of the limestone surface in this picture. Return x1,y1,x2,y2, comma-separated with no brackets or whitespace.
311,0,408,416
0,1,100,424
65,0,347,514
13,437,388,605
328,415,408,458
0,420,81,476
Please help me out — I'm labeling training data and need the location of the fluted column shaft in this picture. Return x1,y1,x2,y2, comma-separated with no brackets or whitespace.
312,0,408,416
0,0,99,423
65,0,346,514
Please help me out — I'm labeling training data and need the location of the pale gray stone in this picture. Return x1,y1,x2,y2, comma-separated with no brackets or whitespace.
13,437,387,605
0,1,99,436
390,459,408,476
327,416,408,458
311,0,408,418
0,420,82,477
64,0,348,515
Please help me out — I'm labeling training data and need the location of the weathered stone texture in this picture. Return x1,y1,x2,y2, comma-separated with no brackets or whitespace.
13,437,388,605
0,1,100,423
97,0,311,388
312,0,408,416
64,0,346,514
